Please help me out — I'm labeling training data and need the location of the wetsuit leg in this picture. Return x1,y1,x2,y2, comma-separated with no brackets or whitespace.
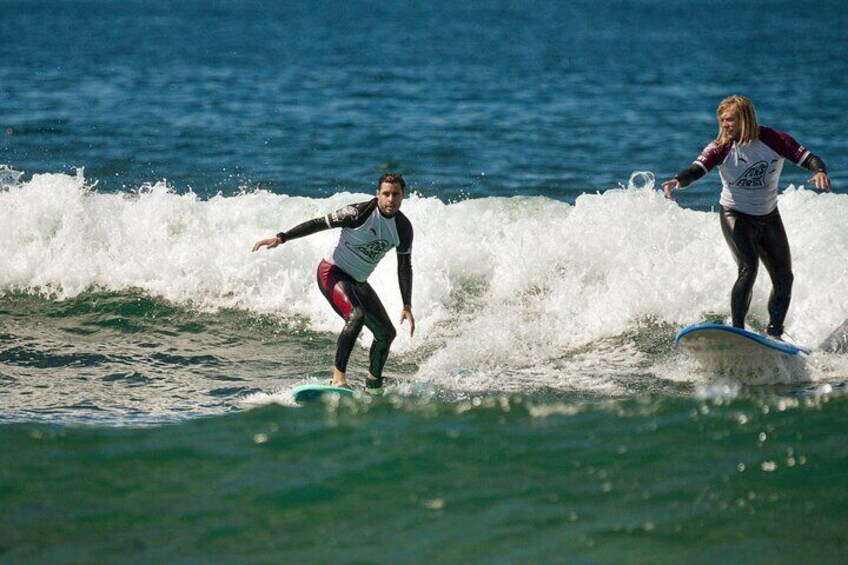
316,261,364,374
316,260,396,377
353,282,396,380
754,210,793,336
719,207,759,328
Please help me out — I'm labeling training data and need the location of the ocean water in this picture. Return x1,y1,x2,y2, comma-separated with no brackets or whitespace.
2,1,848,562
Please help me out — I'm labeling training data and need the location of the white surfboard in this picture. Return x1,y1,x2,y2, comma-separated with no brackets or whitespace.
675,323,810,382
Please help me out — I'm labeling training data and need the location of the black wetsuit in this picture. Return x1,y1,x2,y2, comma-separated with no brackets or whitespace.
673,126,827,336
278,199,413,380
719,206,793,336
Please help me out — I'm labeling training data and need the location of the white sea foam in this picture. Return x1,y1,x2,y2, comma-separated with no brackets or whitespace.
2,168,847,388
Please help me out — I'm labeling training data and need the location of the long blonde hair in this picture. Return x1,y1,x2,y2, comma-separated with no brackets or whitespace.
716,95,760,146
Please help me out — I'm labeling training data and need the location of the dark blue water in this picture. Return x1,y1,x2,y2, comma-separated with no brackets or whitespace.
2,1,848,562
3,0,847,202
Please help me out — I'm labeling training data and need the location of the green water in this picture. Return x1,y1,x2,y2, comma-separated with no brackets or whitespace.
2,395,846,563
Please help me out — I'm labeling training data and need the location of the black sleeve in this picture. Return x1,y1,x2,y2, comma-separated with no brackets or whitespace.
398,253,413,308
395,212,413,308
276,199,376,242
801,153,827,174
674,163,707,188
276,217,329,243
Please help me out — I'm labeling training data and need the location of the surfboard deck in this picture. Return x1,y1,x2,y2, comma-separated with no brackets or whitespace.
675,323,810,382
292,384,355,403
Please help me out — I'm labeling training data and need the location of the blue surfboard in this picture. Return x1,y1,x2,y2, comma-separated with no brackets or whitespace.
292,384,355,403
675,323,810,381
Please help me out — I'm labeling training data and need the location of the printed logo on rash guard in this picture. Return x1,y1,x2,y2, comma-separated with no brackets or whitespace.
345,239,393,263
330,206,358,223
734,161,769,189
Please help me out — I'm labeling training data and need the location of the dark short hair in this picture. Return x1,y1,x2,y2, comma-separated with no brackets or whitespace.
378,173,405,192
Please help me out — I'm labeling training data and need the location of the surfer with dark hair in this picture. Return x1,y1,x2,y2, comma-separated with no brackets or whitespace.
663,95,832,339
253,173,414,394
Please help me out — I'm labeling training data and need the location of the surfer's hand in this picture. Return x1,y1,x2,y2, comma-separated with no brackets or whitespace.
252,237,282,252
808,171,832,192
662,179,680,199
400,308,415,337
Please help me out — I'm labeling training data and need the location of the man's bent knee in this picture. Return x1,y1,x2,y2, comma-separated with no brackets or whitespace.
374,324,396,346
343,308,366,333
